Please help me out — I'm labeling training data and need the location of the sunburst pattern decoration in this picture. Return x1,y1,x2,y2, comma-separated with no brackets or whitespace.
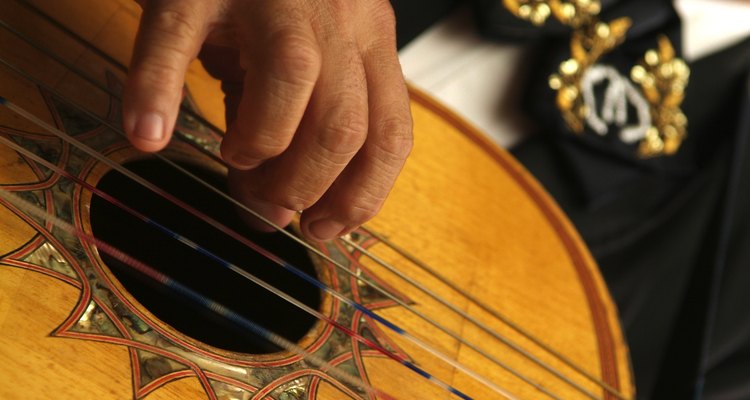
0,72,411,399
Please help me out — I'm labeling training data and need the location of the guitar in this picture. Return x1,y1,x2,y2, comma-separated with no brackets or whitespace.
0,0,633,398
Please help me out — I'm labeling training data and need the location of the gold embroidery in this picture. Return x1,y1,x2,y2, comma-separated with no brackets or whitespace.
505,0,690,157
631,36,690,156
548,17,632,133
503,0,601,27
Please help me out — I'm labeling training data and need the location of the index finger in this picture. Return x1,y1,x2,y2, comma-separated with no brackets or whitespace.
124,0,213,152
219,8,321,170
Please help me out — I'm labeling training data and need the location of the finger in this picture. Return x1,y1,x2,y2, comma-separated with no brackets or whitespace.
243,39,369,222
123,0,214,152
220,11,321,170
227,40,367,232
228,168,296,232
301,23,412,241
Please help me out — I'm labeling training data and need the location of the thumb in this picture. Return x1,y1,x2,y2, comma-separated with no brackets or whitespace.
124,0,212,152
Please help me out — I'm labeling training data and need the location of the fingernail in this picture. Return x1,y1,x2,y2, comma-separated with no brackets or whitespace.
133,113,164,142
308,219,347,242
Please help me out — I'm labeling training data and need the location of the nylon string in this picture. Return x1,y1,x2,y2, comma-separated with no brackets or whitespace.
0,3,629,398
2,8,622,400
0,51,587,399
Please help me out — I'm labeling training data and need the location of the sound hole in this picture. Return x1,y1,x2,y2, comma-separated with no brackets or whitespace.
90,159,321,354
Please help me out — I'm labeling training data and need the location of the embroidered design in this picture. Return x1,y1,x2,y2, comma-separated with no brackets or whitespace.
503,0,601,27
505,0,690,157
547,17,632,134
581,64,651,143
630,37,690,156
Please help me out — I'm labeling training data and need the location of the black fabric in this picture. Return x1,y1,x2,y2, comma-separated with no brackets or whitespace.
472,0,675,42
390,0,462,49
513,61,750,399
509,19,750,400
391,1,750,398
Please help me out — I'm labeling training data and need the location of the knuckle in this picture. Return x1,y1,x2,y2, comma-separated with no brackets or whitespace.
147,7,203,46
225,127,292,163
372,114,414,163
368,2,397,38
325,0,356,23
132,6,206,88
342,200,381,225
318,107,368,157
333,187,390,226
267,30,321,85
356,1,397,49
133,56,185,90
243,134,291,160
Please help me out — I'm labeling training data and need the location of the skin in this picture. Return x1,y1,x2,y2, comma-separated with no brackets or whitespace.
123,0,413,241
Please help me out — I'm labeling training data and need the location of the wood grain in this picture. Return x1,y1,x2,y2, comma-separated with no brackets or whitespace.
0,0,634,398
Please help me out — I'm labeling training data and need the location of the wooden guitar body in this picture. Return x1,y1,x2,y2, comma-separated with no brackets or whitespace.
0,0,634,398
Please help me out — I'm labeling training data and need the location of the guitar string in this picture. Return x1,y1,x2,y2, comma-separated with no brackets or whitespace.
0,95,519,400
353,228,625,399
0,14,619,400
0,26,599,399
0,7,623,399
12,0,225,145
0,187,399,400
0,18,230,168
0,50,605,399
0,134,493,400
0,5,624,398
340,233,625,400
0,35,537,397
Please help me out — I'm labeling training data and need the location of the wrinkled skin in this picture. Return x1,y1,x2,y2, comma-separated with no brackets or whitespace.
123,0,413,241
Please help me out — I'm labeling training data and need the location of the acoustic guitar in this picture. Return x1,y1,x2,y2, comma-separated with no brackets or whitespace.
0,0,634,398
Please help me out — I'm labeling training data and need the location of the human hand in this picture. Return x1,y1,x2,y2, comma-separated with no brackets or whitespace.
123,0,413,241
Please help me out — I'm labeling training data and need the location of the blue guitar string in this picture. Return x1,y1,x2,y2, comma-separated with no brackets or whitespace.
0,117,478,400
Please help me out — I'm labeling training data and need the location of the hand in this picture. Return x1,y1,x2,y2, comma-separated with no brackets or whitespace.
123,0,413,241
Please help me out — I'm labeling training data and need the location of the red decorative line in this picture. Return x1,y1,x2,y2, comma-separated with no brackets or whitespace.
308,349,380,400
349,313,372,399
359,349,388,359
71,125,110,142
77,214,309,368
362,299,403,311
204,371,260,394
314,241,342,290
0,125,62,141
346,234,379,261
56,330,217,399
130,348,141,393
0,132,69,192
91,296,133,339
0,259,80,287
41,90,66,132
309,375,321,399
69,144,346,368
84,237,323,367
0,196,92,319
250,368,364,400
136,370,196,399
3,234,47,261
85,255,307,367
333,237,411,309
410,89,622,397
37,90,113,151
0,177,59,192
357,313,409,362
